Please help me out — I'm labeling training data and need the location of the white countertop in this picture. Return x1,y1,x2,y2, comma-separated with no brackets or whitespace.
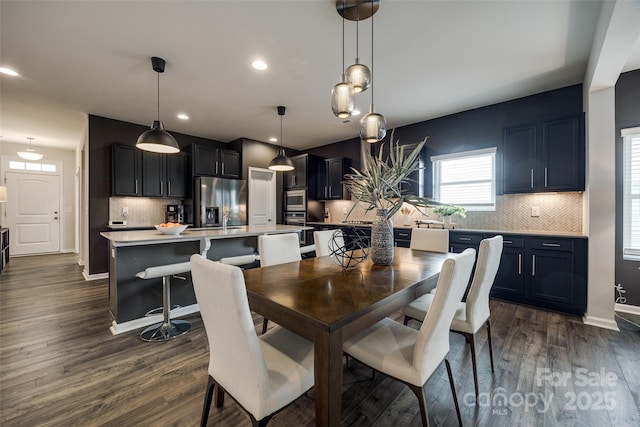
101,224,312,246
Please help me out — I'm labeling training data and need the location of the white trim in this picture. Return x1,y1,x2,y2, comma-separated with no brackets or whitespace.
430,146,496,162
82,271,108,281
109,303,200,335
620,126,640,136
614,303,640,316
582,315,620,331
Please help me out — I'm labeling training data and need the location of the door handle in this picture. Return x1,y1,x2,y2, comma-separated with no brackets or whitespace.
530,169,534,189
532,255,536,276
54,217,59,220
518,254,522,275
544,167,548,187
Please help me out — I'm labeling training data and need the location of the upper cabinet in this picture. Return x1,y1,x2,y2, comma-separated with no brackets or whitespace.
318,157,351,200
190,144,240,179
112,143,187,198
503,115,584,194
284,154,320,197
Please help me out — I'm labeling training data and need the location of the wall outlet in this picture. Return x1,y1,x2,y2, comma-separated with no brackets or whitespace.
531,206,540,217
122,206,129,218
342,207,348,215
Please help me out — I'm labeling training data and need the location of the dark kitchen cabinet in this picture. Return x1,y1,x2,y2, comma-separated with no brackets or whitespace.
112,143,187,198
318,157,350,200
449,232,482,254
491,238,525,297
112,143,141,196
394,228,412,248
449,230,587,315
503,115,584,194
191,144,240,179
284,155,310,189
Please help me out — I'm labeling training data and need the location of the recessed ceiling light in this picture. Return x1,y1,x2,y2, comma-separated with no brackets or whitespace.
177,113,189,120
0,67,19,76
269,137,278,142
252,60,268,71
352,109,361,116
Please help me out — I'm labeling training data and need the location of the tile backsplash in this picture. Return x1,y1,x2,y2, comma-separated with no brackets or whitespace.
109,197,183,226
325,192,583,233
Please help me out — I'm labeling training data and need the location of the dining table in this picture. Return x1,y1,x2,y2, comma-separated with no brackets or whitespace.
242,246,450,427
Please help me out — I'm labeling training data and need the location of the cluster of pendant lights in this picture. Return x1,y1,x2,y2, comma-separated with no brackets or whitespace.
331,0,386,143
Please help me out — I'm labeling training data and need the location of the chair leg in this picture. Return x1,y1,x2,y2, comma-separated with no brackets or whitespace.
407,383,430,427
251,415,272,427
262,318,269,334
214,383,225,408
486,319,495,373
201,375,216,427
445,358,463,427
464,332,479,398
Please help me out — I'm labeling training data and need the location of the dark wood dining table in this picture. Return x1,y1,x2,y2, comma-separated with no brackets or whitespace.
242,246,449,427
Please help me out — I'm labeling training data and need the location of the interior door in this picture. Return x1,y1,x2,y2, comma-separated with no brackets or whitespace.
248,167,276,225
5,172,61,255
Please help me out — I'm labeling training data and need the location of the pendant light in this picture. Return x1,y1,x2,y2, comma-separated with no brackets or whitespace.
17,137,44,161
345,12,371,93
331,0,355,119
136,57,180,154
0,138,6,202
268,106,295,172
359,0,386,143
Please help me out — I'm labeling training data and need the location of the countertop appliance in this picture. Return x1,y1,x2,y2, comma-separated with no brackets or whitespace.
166,204,184,223
193,177,247,228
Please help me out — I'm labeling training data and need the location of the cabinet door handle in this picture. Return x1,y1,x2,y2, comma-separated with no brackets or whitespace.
518,254,522,275
542,243,561,247
459,237,472,241
532,255,536,276
135,179,138,194
325,186,328,198
215,161,219,175
530,169,534,189
222,163,225,175
160,181,163,194
329,186,332,198
544,167,548,188
168,181,171,195
293,175,296,186
503,240,513,244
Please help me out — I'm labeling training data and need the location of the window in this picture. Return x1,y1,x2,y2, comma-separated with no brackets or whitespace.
431,147,496,211
622,127,640,260
8,160,57,172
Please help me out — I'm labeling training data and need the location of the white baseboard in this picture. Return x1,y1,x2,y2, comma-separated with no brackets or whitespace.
82,271,108,281
615,303,640,316
583,315,620,331
109,304,200,335
77,258,85,266
61,249,78,254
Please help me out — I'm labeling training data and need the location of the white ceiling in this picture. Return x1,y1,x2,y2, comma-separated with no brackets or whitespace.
1,0,638,152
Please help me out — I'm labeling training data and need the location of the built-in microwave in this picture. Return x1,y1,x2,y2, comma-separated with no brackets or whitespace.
285,189,306,211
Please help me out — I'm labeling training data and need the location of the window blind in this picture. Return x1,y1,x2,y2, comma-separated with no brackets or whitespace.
431,147,496,211
622,128,640,259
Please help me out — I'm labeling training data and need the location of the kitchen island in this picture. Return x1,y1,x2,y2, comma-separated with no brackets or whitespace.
101,224,311,335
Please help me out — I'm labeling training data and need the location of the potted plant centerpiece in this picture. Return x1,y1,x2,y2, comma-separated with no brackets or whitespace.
344,130,444,265
432,205,466,224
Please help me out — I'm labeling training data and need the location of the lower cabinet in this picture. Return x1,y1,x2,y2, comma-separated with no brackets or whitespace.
450,230,587,316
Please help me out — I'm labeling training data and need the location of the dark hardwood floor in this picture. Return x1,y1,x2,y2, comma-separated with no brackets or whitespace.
1,253,638,426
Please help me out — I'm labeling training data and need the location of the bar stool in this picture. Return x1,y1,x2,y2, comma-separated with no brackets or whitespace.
136,261,192,342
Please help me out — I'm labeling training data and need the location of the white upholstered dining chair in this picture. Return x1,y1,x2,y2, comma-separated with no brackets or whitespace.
313,229,345,257
190,254,314,427
403,235,503,398
344,248,476,427
257,233,302,333
409,228,450,253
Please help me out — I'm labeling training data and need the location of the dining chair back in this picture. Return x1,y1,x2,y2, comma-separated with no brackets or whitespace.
313,229,345,257
409,228,449,253
258,233,302,267
190,254,314,427
343,248,476,426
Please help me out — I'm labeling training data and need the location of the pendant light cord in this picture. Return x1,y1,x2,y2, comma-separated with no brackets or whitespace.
156,72,160,121
280,114,284,149
356,14,359,58
370,0,374,106
342,0,345,72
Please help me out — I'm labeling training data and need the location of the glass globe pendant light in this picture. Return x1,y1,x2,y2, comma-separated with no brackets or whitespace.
136,57,180,154
359,0,386,143
346,16,371,93
268,106,295,172
331,0,355,119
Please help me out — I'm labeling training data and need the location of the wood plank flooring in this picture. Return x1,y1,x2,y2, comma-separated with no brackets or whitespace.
1,253,639,426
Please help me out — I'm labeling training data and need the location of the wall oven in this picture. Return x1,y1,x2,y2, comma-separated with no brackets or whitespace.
284,189,306,212
284,211,307,245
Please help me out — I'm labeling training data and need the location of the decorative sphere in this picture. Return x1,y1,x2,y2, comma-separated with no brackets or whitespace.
329,227,370,269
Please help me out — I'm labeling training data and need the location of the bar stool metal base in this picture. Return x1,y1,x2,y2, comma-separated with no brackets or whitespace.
141,319,191,342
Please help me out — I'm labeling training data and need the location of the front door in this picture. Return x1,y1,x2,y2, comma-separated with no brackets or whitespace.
5,172,61,255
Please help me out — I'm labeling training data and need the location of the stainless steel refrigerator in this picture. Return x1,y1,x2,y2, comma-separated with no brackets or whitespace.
193,177,247,227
